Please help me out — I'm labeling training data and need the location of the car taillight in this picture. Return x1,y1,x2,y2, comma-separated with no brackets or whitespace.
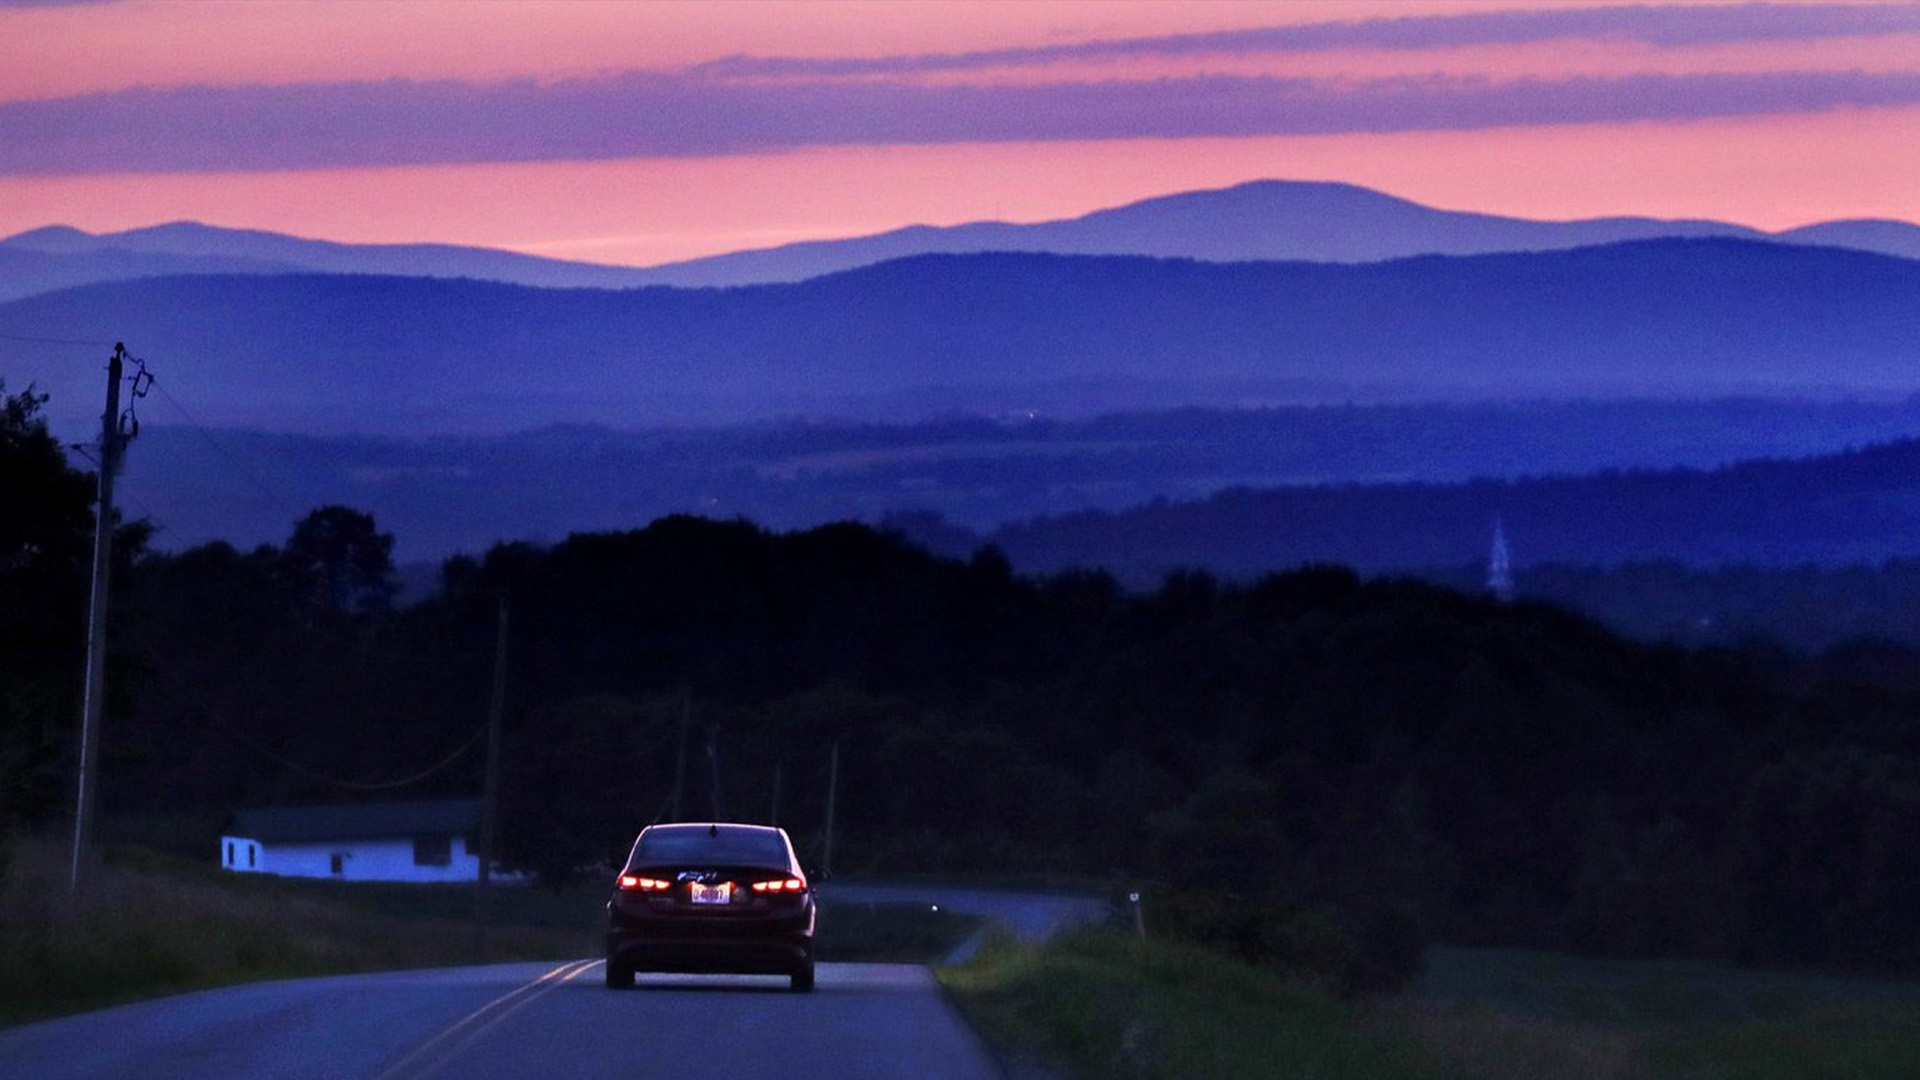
751,877,806,893
618,875,670,891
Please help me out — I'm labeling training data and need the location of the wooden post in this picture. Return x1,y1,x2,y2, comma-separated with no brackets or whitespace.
473,593,509,959
669,689,689,823
822,742,839,877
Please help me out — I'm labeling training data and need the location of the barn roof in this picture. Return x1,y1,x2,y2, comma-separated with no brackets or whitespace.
225,799,481,843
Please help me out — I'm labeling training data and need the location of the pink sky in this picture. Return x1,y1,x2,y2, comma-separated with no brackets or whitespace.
2,0,1917,266
0,1,1605,99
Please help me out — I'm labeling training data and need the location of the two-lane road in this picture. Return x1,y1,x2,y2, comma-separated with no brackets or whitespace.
0,960,1003,1080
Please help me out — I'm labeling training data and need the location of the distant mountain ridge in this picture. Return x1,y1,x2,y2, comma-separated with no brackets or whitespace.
2,238,1916,435
0,243,302,301
3,180,1917,300
651,181,1920,282
0,220,665,301
641,180,1890,286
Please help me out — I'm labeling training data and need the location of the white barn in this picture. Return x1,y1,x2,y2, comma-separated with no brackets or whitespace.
219,799,489,882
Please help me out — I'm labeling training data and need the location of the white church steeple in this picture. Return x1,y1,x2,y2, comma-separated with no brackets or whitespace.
1487,516,1515,603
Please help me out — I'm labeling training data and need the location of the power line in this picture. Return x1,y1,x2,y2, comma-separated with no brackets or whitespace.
0,331,119,347
201,705,491,792
644,786,676,828
162,630,508,793
141,369,305,521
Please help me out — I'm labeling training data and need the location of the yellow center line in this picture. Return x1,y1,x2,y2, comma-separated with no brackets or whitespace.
373,958,601,1080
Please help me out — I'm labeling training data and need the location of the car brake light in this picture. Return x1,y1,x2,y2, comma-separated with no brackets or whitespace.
618,875,670,891
751,878,806,893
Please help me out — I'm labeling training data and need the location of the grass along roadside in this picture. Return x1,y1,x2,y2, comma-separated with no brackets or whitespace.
940,928,1444,1080
939,929,1920,1080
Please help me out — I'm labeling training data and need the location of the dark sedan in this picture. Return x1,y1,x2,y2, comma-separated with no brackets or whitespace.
605,822,817,991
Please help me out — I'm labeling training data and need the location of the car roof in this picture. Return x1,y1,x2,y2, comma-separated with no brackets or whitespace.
626,822,797,869
641,822,786,838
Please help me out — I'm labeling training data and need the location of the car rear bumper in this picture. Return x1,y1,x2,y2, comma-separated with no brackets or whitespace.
607,933,812,974
606,904,814,975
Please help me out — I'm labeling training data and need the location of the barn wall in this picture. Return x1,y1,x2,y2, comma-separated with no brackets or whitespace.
219,836,264,873
222,836,487,882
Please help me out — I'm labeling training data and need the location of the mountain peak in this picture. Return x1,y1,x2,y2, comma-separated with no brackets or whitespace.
1,224,97,252
1080,179,1427,218
1169,178,1415,203
128,220,247,237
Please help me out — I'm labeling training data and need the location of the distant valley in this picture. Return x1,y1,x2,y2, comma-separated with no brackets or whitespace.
91,400,1920,656
89,398,1920,565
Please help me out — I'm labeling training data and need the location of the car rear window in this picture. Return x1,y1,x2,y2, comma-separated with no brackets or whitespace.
631,827,789,867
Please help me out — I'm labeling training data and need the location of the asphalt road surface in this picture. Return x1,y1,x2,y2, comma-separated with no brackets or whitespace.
0,960,1003,1080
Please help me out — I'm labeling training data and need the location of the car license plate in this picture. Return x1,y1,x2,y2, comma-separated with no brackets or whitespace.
690,882,732,905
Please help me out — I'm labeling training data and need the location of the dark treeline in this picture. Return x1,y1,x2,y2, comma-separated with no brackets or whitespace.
5,386,1920,992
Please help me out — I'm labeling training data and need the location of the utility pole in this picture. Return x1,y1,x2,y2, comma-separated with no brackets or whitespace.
768,763,782,826
473,593,509,960
69,343,127,893
706,724,725,821
821,741,839,878
669,689,689,823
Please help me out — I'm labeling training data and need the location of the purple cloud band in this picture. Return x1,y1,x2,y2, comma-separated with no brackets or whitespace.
697,3,1920,78
4,69,1918,176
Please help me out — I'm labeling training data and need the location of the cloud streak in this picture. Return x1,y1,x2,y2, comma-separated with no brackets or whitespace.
696,3,1920,78
4,68,1919,176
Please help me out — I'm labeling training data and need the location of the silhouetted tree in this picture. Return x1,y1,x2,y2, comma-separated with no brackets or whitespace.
278,506,397,615
0,385,117,827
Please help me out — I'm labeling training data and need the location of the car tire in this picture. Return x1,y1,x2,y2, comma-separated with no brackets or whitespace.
604,960,633,989
789,961,815,993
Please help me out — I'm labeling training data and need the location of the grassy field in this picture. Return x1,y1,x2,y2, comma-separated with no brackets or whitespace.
0,835,974,1027
941,930,1920,1080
